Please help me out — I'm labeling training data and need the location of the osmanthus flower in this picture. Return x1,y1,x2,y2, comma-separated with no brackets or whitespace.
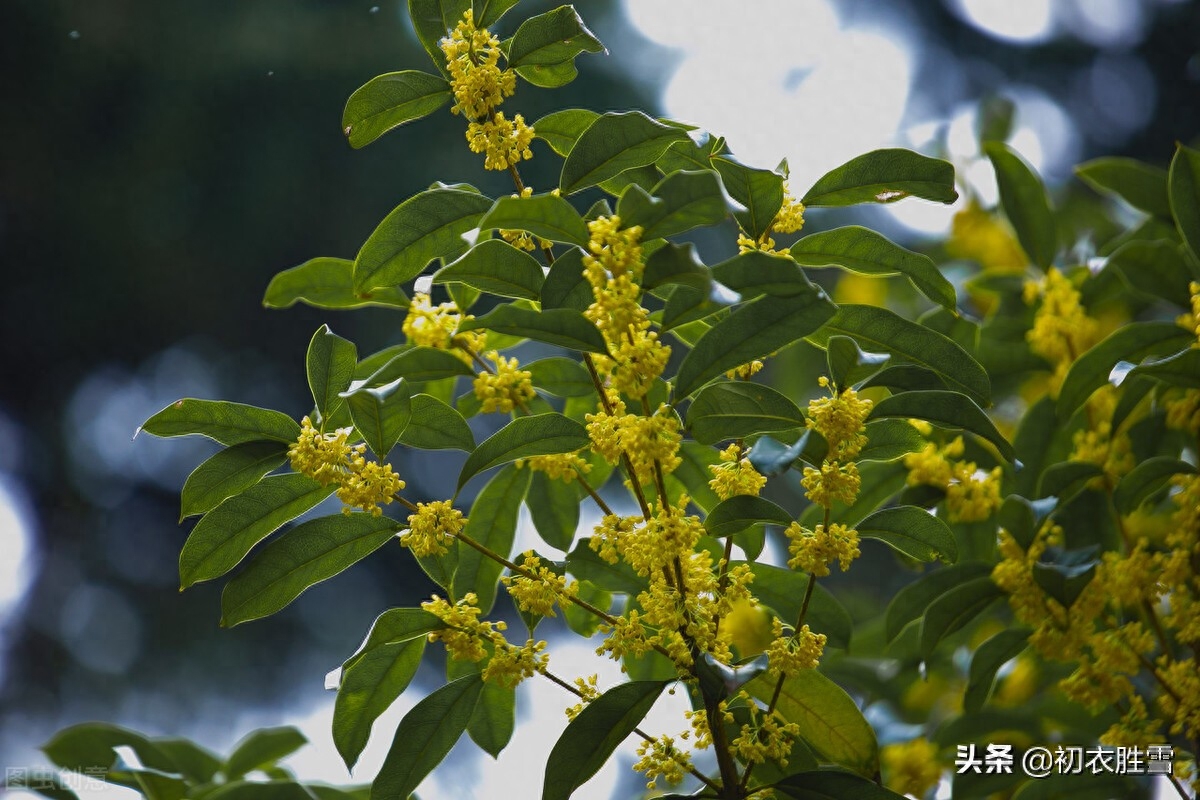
633,734,692,791
903,435,1003,523
785,521,860,577
1069,386,1135,486
880,737,943,799
709,442,768,501
467,110,534,170
1023,267,1099,394
736,182,806,254
483,638,549,688
288,416,355,487
563,674,600,721
765,618,826,677
335,453,404,517
472,351,535,413
401,292,487,362
730,694,802,767
501,551,578,618
946,200,1028,273
800,377,872,509
440,10,515,119
515,452,592,482
401,499,465,557
421,593,506,663
1178,280,1200,340
585,399,683,486
288,416,404,516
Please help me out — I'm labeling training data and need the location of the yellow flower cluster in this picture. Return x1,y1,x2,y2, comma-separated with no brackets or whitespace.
564,674,600,721
585,399,682,486
500,187,552,251
1024,268,1098,395
1165,388,1200,437
467,111,534,170
801,378,871,509
633,735,692,790
708,443,768,501
903,436,1002,523
402,292,485,360
946,201,1027,273
1069,386,1134,486
473,351,535,413
880,737,943,799
288,416,404,516
785,521,860,577
731,698,802,767
422,593,505,663
502,551,578,617
800,462,861,508
726,360,765,380
440,10,515,120
515,452,592,482
484,638,549,688
1178,280,1200,340
765,618,826,676
618,498,704,578
401,499,465,556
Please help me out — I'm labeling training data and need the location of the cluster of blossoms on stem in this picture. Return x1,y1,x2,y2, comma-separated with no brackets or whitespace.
633,734,693,791
880,737,943,799
586,394,683,486
708,442,767,501
946,201,1027,273
1023,267,1099,394
730,698,802,767
736,183,807,254
765,617,826,676
401,292,486,361
472,351,535,413
421,593,548,688
288,416,403,516
440,10,532,170
501,551,578,617
400,499,465,556
515,451,592,482
499,187,554,251
799,377,871,508
1068,385,1135,487
903,429,1003,523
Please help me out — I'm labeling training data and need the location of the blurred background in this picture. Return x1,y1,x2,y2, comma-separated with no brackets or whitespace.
1,0,1198,796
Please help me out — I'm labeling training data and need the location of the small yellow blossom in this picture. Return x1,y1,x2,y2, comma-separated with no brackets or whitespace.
289,416,405,516
466,111,534,170
785,521,860,576
947,201,1027,272
502,551,578,617
772,185,806,234
483,638,548,688
807,378,873,461
731,697,802,767
473,351,535,413
709,443,768,500
565,674,600,721
516,452,592,482
401,499,465,556
633,734,692,790
726,360,765,380
881,737,943,799
765,618,826,676
801,461,861,508
1024,268,1098,395
423,593,505,663
288,416,354,486
440,10,515,120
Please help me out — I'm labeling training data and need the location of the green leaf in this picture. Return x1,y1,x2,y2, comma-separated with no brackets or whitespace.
984,142,1056,270
869,390,1012,463
1115,457,1197,513
542,681,667,800
364,348,474,387
307,325,357,421
1128,345,1200,388
964,628,1030,712
566,538,646,595
399,394,476,451
705,496,791,538
343,377,412,460
540,246,591,311
775,768,909,800
711,250,819,299
747,431,827,477
741,563,852,650
344,607,444,670
526,357,594,397
617,169,729,239
179,474,335,589
264,258,410,310
433,240,545,300
1036,460,1104,500
407,0,471,76
686,381,806,445
884,562,993,642
1076,157,1172,218
857,505,957,563
42,723,176,773
825,335,890,390
746,670,878,777
457,413,587,490
151,738,222,784
661,284,722,331
1105,239,1194,307
371,675,484,800
225,727,307,780
342,71,450,149
532,108,599,157
711,155,784,240
527,470,581,550
457,305,607,353
857,419,924,462
808,305,992,407
789,225,956,310
477,192,590,247
1032,545,1100,608
142,399,300,446
1057,321,1194,418
469,681,516,758
180,441,288,520
221,513,400,627
861,364,947,393
642,242,712,292
802,148,957,207
919,576,1003,658
452,465,530,613
657,130,727,173
507,6,604,68
472,0,520,28
559,111,689,195
335,633,429,769
675,293,836,399
5,770,80,800
203,781,326,800
354,188,492,293
1169,143,1200,262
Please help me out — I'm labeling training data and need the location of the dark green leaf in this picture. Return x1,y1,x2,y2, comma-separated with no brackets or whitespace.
808,305,991,406
1032,545,1100,608
687,382,806,445
802,148,957,207
354,188,492,293
458,305,607,353
371,675,484,800
221,513,400,627
860,364,947,393
675,293,835,399
5,770,80,800
790,225,956,310
399,394,475,451
567,538,646,595
919,576,1003,658
469,680,515,758
825,335,890,389
1104,239,1194,307
712,155,783,239
335,635,427,770
984,142,1056,270
142,399,300,446
656,130,727,174
457,413,587,490
532,108,599,157
452,465,530,613
746,670,878,777
1076,156,1171,218
617,169,729,239
472,0,520,27
775,768,908,800
407,0,471,76
507,6,603,68
597,164,660,197
711,250,818,299
869,390,1013,463
343,377,412,460
527,470,582,550
264,258,410,310
661,284,723,331
1128,344,1200,388
1169,143,1200,262
884,562,993,642
42,723,176,773
433,239,545,299
668,441,723,512
705,496,792,537
364,348,474,387
151,737,222,785
225,727,307,780
1056,321,1194,418
342,71,450,149
542,681,667,800
964,628,1031,713
996,495,1055,551
344,608,444,670
179,474,336,589
477,192,589,247
857,505,957,563
540,246,591,311
642,242,712,292
1115,457,1197,513
307,325,357,421
180,441,288,520
857,419,924,463
559,111,689,195
741,563,851,650
1036,460,1104,499
526,357,594,397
